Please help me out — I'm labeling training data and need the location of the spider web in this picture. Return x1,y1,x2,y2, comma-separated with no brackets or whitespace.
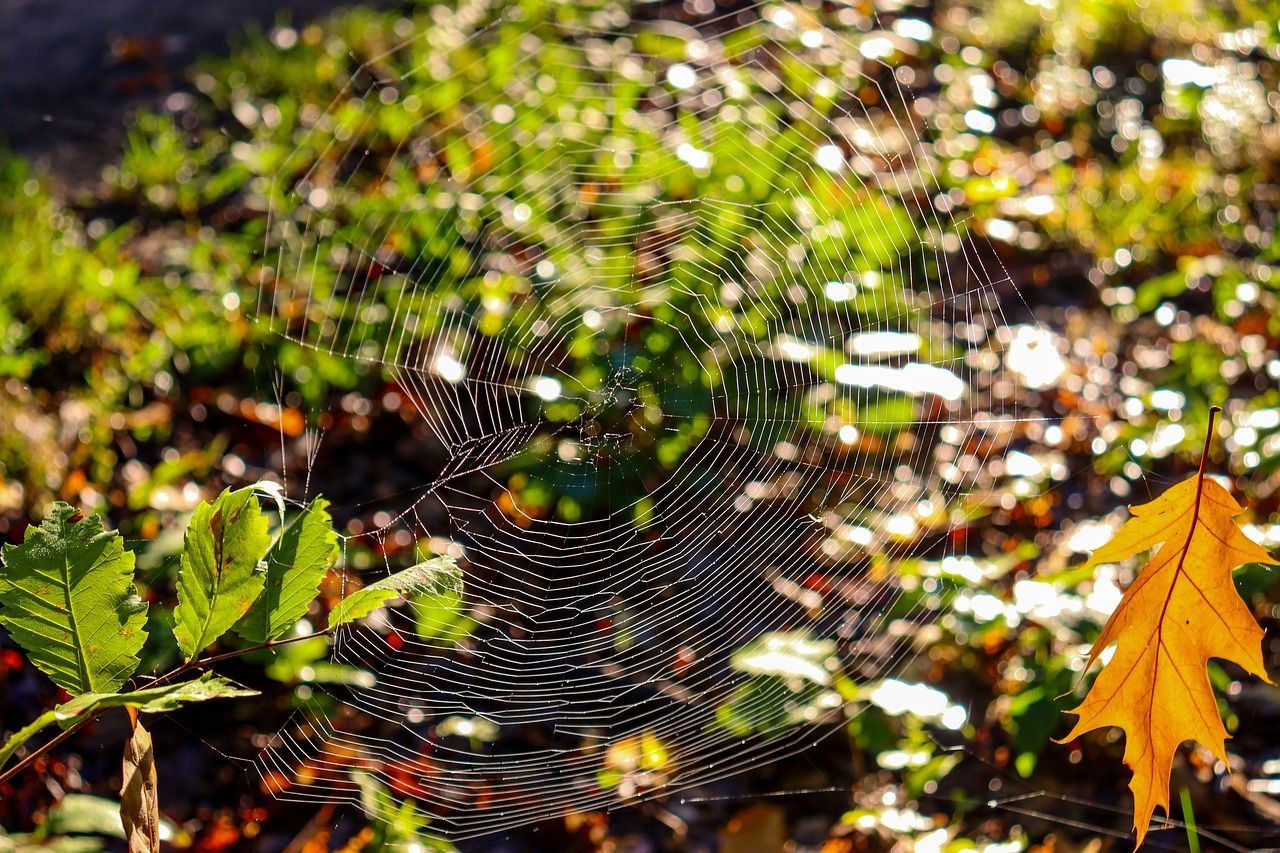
250,0,1018,838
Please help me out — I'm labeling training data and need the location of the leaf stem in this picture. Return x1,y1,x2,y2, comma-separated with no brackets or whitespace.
0,628,333,787
194,628,334,669
1180,404,1222,539
146,627,333,690
1197,406,1221,481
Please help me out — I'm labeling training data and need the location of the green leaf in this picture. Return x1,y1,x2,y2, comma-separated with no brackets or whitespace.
328,558,460,629
0,674,258,769
0,832,104,853
43,795,128,840
42,794,181,844
173,487,271,660
353,771,458,852
0,503,148,695
236,498,338,644
258,635,375,687
56,672,259,720
730,631,838,685
0,709,56,770
411,586,473,645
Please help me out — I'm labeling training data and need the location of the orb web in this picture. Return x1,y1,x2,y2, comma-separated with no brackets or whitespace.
251,0,1016,838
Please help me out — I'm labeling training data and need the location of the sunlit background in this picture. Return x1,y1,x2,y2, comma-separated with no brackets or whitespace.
2,0,1280,850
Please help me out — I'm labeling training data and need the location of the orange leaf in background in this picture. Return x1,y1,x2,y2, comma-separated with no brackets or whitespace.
1064,409,1277,847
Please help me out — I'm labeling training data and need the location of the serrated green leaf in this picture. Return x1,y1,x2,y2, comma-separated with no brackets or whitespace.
328,558,460,629
173,487,271,660
0,674,258,769
56,672,259,720
0,503,148,695
236,498,338,644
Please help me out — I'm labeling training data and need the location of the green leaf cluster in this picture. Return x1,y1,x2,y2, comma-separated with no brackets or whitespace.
0,490,460,789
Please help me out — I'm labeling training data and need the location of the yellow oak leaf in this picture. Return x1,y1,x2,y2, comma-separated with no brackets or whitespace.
1064,463,1276,847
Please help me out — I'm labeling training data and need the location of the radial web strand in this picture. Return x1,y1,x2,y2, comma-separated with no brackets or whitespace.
250,0,1022,838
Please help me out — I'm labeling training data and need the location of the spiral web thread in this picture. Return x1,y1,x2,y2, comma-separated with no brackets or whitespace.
252,0,1018,838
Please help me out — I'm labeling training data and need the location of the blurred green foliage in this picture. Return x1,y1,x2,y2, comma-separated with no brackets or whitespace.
2,0,1280,847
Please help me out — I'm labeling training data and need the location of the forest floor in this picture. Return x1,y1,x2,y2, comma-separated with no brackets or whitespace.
0,0,373,183
4,0,1280,850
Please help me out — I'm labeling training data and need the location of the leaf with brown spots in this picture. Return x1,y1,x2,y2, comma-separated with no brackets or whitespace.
0,504,148,695
172,487,270,660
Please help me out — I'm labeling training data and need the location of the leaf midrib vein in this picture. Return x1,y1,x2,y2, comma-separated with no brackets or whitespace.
192,503,237,651
1145,467,1212,765
60,544,92,694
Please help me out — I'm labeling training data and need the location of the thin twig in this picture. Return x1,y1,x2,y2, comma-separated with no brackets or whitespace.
0,720,91,787
146,628,333,689
0,628,334,787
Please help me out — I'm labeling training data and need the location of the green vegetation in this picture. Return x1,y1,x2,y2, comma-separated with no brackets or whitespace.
0,491,459,850
2,0,1280,847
